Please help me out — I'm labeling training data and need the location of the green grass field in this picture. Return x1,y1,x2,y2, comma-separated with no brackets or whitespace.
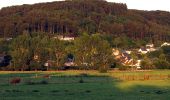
0,70,170,100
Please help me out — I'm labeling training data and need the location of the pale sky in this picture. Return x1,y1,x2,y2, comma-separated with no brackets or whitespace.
0,0,170,11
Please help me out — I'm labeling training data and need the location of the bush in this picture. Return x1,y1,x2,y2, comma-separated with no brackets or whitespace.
40,80,48,84
51,90,59,93
154,59,170,69
140,60,154,69
32,90,39,92
79,78,84,83
29,61,42,71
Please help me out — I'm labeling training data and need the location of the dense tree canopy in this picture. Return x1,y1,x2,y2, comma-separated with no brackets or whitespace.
0,0,170,43
8,33,67,71
0,32,113,71
73,33,113,72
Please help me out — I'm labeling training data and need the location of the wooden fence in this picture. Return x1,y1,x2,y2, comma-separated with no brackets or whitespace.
118,74,170,81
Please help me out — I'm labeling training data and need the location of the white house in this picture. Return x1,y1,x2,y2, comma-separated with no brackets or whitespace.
112,48,120,56
135,60,141,69
148,48,157,52
44,62,49,67
125,50,132,54
60,37,75,41
34,55,39,60
146,43,154,48
138,48,148,54
54,35,75,41
64,62,74,66
146,43,157,52
5,38,13,41
161,42,170,47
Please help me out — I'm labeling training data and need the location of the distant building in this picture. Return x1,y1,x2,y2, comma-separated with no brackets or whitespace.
147,48,157,52
138,44,157,54
134,60,141,69
112,48,120,56
112,49,141,68
120,52,133,66
44,62,49,67
125,50,132,54
54,35,75,41
5,37,13,41
64,62,74,66
146,43,154,48
161,42,170,47
138,48,148,54
145,43,157,52
34,55,39,60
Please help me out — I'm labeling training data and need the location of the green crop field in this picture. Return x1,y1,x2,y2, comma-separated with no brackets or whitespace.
0,70,170,100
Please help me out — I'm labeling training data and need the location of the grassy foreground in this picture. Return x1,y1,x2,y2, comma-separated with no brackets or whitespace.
0,70,170,100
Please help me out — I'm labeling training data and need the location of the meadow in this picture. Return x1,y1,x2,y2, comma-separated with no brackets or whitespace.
0,70,170,100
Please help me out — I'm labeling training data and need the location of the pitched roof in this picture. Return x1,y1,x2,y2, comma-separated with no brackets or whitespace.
140,48,147,51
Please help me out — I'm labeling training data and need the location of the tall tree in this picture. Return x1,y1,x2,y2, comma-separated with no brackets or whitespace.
74,33,113,72
10,33,31,70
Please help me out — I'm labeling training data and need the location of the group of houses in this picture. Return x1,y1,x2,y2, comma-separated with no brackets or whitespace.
113,42,170,69
112,48,141,69
138,43,157,54
138,42,170,54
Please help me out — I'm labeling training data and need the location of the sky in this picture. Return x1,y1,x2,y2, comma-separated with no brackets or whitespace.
0,0,170,11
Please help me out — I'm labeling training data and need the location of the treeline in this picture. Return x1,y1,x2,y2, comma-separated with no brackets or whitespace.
0,32,170,71
0,32,113,72
141,46,170,69
0,0,170,43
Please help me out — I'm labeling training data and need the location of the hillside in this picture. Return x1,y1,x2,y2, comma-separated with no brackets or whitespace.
0,0,170,42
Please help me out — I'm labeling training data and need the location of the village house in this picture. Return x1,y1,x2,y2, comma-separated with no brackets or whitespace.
112,48,120,56
120,52,133,66
138,48,148,54
5,37,13,41
34,55,39,60
54,35,75,41
146,43,157,52
138,43,157,54
125,50,132,54
136,60,141,69
161,42,170,47
146,43,154,48
112,48,122,60
112,49,141,68
64,61,74,67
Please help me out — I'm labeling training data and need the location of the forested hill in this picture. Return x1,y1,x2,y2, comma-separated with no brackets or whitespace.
0,0,170,42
